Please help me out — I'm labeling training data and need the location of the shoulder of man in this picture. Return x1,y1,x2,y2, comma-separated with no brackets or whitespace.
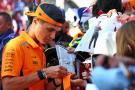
4,35,24,50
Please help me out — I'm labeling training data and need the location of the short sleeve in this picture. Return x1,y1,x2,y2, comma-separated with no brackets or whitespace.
1,40,23,78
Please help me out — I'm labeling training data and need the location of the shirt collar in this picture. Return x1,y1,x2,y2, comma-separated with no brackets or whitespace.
20,31,39,48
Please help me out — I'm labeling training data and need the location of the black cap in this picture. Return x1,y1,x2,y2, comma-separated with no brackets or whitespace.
40,3,65,24
26,2,65,26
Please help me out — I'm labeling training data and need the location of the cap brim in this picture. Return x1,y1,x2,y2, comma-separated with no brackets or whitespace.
25,6,63,27
25,11,38,17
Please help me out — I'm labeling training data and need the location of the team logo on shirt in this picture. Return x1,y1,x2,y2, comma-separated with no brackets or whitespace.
32,56,39,65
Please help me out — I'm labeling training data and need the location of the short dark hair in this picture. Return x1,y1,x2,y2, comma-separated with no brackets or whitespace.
92,0,123,17
0,12,12,24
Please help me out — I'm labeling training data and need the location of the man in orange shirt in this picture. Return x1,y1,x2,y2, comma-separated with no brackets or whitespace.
1,2,69,90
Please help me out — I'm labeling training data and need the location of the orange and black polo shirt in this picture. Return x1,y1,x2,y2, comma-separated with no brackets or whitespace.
2,31,46,90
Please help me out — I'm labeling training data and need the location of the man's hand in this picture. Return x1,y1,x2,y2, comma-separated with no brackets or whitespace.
67,47,75,53
71,79,87,87
43,66,68,78
82,71,90,80
117,14,130,24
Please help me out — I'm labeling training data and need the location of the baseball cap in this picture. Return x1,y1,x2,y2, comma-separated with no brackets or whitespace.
25,2,65,27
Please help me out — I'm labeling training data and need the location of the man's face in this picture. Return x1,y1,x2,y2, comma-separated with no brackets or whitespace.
0,16,9,34
34,19,61,45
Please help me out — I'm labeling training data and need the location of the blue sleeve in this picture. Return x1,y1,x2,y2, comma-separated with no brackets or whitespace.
0,33,15,65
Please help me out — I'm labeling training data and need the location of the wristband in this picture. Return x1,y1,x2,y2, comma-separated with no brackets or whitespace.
37,70,47,80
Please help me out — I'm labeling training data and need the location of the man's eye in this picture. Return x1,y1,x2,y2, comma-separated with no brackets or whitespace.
48,28,55,32
48,29,54,32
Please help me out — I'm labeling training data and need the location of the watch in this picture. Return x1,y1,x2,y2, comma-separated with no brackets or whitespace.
37,70,47,80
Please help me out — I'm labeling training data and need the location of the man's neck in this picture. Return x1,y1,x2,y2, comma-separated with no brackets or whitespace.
27,28,39,44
